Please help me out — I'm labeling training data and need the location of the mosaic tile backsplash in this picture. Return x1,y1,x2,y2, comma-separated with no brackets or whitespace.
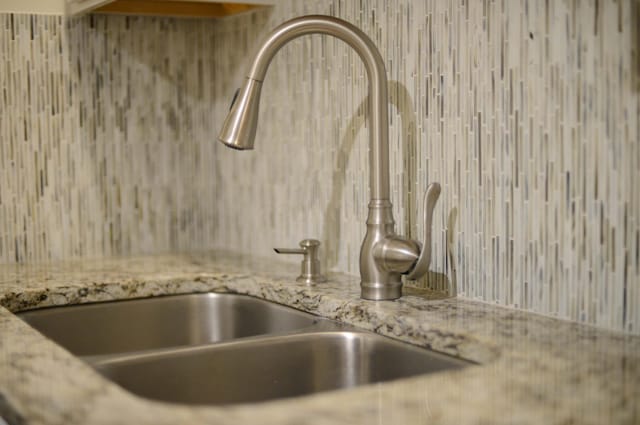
1,0,638,333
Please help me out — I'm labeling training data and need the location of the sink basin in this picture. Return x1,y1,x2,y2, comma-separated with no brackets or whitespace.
19,292,471,406
18,293,321,356
93,331,469,405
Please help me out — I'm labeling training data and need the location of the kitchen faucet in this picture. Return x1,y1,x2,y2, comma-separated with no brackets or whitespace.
218,15,441,300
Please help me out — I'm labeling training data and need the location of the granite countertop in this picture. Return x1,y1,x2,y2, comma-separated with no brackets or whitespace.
0,251,638,425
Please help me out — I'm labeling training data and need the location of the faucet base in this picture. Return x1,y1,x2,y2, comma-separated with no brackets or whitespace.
359,200,404,301
360,283,402,301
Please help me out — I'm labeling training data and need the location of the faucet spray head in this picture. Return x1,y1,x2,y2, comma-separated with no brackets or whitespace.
218,78,263,150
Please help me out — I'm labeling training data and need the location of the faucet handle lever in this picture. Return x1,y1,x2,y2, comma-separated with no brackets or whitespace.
406,182,441,280
274,239,327,284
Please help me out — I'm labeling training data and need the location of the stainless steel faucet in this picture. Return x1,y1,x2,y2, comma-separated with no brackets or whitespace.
218,15,441,300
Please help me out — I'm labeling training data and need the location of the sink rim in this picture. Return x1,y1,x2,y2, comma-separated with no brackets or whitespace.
82,319,351,364
92,330,473,406
89,329,473,368
16,292,331,357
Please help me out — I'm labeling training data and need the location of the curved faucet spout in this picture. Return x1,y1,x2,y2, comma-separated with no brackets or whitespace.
218,15,441,301
218,15,390,201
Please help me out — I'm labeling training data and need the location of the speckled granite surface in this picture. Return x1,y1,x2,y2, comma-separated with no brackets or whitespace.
0,251,638,425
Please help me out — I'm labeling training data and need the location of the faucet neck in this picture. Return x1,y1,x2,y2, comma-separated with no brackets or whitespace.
246,15,390,202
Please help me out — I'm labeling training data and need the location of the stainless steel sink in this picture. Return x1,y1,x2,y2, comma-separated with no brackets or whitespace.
18,292,471,406
93,331,469,405
18,293,321,356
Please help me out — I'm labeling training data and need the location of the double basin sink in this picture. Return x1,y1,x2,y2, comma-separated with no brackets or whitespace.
18,293,469,406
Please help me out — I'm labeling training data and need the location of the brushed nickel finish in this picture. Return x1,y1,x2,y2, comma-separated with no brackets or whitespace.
373,235,421,273
218,79,262,150
274,239,327,284
218,15,442,300
406,182,442,280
